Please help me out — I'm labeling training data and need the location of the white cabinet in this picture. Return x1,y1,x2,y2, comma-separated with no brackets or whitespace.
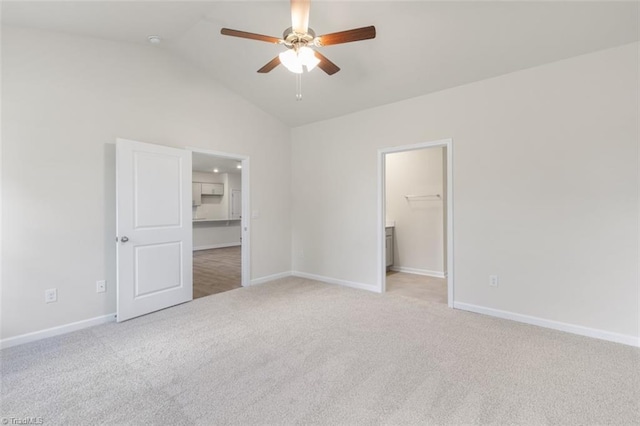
192,183,202,206
201,183,224,196
192,181,227,220
385,227,394,270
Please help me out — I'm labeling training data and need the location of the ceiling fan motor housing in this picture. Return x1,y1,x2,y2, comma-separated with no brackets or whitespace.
283,27,316,49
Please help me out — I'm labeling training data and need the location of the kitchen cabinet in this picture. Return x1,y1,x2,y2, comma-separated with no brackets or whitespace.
201,183,224,196
385,227,394,270
192,183,202,206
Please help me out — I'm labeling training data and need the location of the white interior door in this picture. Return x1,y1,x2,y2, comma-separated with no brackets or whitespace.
231,189,242,220
116,138,193,322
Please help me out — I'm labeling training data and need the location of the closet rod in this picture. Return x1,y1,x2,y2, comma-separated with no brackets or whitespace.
404,194,441,200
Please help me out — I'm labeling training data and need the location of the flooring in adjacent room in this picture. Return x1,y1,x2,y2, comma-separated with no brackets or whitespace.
192,246,241,299
386,270,447,304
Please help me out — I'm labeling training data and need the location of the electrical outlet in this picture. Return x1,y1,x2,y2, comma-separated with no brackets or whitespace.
299,249,305,259
96,280,106,293
45,288,57,303
489,275,499,288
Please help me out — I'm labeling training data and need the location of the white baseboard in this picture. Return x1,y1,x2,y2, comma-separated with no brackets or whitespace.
193,242,241,251
454,302,639,348
292,271,380,293
0,313,117,350
249,271,292,286
390,266,446,279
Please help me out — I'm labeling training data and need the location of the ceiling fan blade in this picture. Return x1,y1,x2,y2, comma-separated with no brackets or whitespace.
291,0,310,34
220,28,282,44
314,51,340,75
316,26,376,46
257,56,281,73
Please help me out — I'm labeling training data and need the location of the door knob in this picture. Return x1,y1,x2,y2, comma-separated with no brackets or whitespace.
121,236,129,243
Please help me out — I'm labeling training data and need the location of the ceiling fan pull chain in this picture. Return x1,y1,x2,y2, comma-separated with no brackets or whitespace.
296,73,303,101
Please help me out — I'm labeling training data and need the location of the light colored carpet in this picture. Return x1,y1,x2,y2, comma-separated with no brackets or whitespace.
386,271,448,304
1,277,639,425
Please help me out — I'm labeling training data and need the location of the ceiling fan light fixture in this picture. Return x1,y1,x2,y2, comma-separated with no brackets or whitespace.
219,0,376,99
279,49,303,74
299,46,320,71
279,46,320,74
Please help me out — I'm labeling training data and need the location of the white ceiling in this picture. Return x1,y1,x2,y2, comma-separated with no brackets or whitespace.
192,152,242,174
3,1,638,127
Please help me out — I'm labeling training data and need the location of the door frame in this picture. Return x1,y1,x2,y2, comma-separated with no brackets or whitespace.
377,138,454,307
188,147,251,287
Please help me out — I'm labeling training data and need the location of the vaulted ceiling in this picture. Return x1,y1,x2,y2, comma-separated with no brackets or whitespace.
3,1,638,126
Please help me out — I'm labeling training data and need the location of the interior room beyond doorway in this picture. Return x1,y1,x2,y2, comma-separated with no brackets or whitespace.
383,144,449,304
192,152,243,299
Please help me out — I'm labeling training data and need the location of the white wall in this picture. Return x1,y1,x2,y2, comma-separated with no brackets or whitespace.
228,173,241,193
292,43,639,339
1,27,292,340
386,148,444,275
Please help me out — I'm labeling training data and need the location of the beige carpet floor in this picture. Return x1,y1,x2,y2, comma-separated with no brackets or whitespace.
1,277,639,425
386,271,448,304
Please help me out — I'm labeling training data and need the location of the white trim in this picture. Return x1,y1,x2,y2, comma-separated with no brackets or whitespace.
187,147,251,287
250,271,292,286
0,313,116,350
241,157,250,286
390,266,446,279
292,271,380,293
378,138,454,307
193,242,241,251
454,302,640,348
637,36,640,349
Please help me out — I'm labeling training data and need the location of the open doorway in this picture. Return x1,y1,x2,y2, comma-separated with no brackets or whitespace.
191,150,249,299
378,139,453,307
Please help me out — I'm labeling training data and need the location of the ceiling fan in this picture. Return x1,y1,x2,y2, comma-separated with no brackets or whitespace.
220,0,376,82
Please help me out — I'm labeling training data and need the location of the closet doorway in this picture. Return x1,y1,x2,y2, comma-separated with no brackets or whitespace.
378,139,454,307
